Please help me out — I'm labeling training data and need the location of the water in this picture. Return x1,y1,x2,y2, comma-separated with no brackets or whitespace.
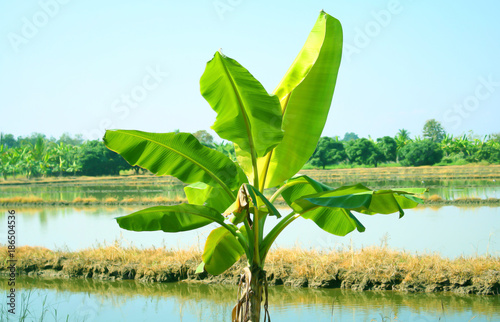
1,180,499,201
328,179,500,200
0,183,185,201
1,182,499,321
1,277,499,321
1,206,499,258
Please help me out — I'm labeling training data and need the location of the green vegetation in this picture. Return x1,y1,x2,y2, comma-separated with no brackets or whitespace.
345,138,384,167
0,132,237,180
310,137,346,169
0,133,126,179
423,118,446,142
305,127,500,169
399,139,444,167
2,122,499,181
103,11,424,322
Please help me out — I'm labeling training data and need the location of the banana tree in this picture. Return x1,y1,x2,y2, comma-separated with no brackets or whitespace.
104,11,424,322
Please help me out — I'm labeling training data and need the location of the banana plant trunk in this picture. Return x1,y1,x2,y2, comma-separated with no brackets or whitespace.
234,265,267,322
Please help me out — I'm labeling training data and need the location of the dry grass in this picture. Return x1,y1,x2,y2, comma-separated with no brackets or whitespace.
0,196,44,204
72,197,98,204
120,197,138,204
2,245,498,295
425,194,443,202
300,164,500,183
0,195,188,206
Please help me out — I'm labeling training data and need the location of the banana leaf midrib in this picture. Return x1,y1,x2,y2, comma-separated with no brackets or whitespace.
259,92,292,191
218,54,259,185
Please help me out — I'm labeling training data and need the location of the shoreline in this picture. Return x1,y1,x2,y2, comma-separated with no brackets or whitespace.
1,246,498,296
2,197,499,207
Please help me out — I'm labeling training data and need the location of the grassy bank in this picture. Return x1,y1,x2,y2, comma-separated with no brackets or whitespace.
0,195,187,206
2,245,498,295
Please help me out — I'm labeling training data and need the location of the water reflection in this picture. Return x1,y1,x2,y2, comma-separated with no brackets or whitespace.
1,277,498,321
0,183,186,201
1,180,499,201
0,206,498,258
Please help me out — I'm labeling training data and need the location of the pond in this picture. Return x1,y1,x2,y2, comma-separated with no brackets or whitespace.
1,206,499,258
1,277,499,321
1,179,499,201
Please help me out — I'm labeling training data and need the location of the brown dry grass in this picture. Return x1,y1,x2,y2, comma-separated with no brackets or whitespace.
72,197,98,204
0,195,188,206
0,196,44,203
2,245,498,294
104,197,118,203
425,194,443,202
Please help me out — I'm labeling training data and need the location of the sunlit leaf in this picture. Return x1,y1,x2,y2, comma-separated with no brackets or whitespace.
104,130,247,196
202,226,246,275
184,182,235,213
200,51,284,168
260,11,343,189
116,204,224,232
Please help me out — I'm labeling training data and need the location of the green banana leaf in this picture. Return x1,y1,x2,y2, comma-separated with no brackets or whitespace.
301,207,365,237
202,226,246,276
292,184,425,216
184,182,235,213
244,184,281,219
116,204,224,232
200,51,284,175
259,11,343,189
281,176,364,236
104,130,246,197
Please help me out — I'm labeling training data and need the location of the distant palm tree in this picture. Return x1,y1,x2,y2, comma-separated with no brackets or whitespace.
395,129,411,150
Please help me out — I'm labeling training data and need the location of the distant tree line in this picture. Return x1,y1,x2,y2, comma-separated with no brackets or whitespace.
1,121,499,179
0,132,131,179
308,120,500,168
0,131,236,179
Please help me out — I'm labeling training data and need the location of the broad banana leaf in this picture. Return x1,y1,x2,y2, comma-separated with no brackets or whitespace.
292,184,425,217
116,204,224,232
200,51,284,173
202,226,246,275
104,130,247,197
184,182,234,213
301,208,365,237
281,176,364,236
259,11,343,189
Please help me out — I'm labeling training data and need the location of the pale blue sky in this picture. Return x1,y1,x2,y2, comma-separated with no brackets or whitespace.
1,0,499,141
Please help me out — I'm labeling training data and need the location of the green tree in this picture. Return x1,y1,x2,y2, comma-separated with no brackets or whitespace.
79,140,130,176
103,12,423,322
345,138,384,167
342,132,359,142
18,132,47,146
376,136,397,162
422,119,446,142
0,133,18,148
58,132,85,146
395,129,411,149
193,130,214,147
310,137,346,169
398,139,443,166
212,141,236,161
490,133,500,143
